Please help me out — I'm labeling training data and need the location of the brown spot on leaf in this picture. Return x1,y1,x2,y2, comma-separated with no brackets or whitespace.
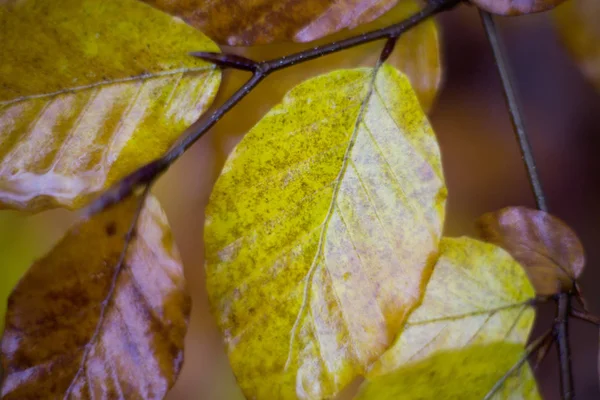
105,221,117,236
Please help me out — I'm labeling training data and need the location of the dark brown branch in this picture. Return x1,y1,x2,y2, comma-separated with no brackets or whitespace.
555,293,573,400
189,52,259,72
86,0,462,215
479,10,547,212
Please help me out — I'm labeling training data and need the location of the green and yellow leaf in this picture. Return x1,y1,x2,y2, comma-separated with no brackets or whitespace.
0,194,190,399
0,0,221,211
143,0,400,45
205,64,447,399
554,0,600,91
477,206,585,296
357,237,539,399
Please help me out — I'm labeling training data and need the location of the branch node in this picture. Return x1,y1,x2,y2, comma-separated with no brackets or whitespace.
190,52,259,72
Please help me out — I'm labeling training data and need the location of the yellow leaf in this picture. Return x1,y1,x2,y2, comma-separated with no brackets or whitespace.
553,0,600,91
357,342,539,399
358,237,539,399
0,194,190,399
205,64,447,399
0,0,221,211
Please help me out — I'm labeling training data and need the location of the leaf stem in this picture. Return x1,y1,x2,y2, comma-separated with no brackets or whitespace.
86,0,462,214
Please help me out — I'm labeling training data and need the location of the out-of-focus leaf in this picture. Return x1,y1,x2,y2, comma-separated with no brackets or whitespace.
205,64,446,399
553,0,600,91
0,194,190,399
143,0,399,45
385,0,441,111
357,237,539,399
0,0,221,212
472,0,567,15
477,206,584,296
0,214,42,334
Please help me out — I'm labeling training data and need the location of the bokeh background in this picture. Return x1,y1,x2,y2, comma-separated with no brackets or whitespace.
1,2,599,399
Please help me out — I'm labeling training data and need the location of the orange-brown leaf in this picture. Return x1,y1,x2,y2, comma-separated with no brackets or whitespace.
142,0,399,45
472,0,567,15
476,206,585,296
0,195,190,399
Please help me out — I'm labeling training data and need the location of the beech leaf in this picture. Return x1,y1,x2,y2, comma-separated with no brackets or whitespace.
204,64,447,399
142,0,400,45
553,0,600,91
0,194,190,399
0,0,221,211
477,206,585,296
357,237,539,399
471,0,567,15
384,0,441,112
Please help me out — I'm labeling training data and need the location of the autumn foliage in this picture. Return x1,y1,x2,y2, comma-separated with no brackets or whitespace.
1,0,599,399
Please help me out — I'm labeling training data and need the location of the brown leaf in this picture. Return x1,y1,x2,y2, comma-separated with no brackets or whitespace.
142,0,399,45
471,0,567,15
0,194,190,399
476,206,585,296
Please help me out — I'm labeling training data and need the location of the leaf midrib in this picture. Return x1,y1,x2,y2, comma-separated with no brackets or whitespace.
285,62,384,369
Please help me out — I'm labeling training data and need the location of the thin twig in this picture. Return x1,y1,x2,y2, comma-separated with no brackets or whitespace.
483,329,552,399
555,293,574,400
86,0,462,215
533,332,555,371
478,10,573,400
478,10,547,212
570,308,600,326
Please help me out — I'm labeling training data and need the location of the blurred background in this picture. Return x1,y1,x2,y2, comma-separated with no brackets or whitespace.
1,1,599,399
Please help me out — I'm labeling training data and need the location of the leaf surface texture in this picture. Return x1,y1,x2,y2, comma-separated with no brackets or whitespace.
0,0,221,211
358,237,540,399
0,195,190,399
205,64,447,399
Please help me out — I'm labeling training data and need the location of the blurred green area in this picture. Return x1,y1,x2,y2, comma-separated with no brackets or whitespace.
0,213,41,333
0,211,74,334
